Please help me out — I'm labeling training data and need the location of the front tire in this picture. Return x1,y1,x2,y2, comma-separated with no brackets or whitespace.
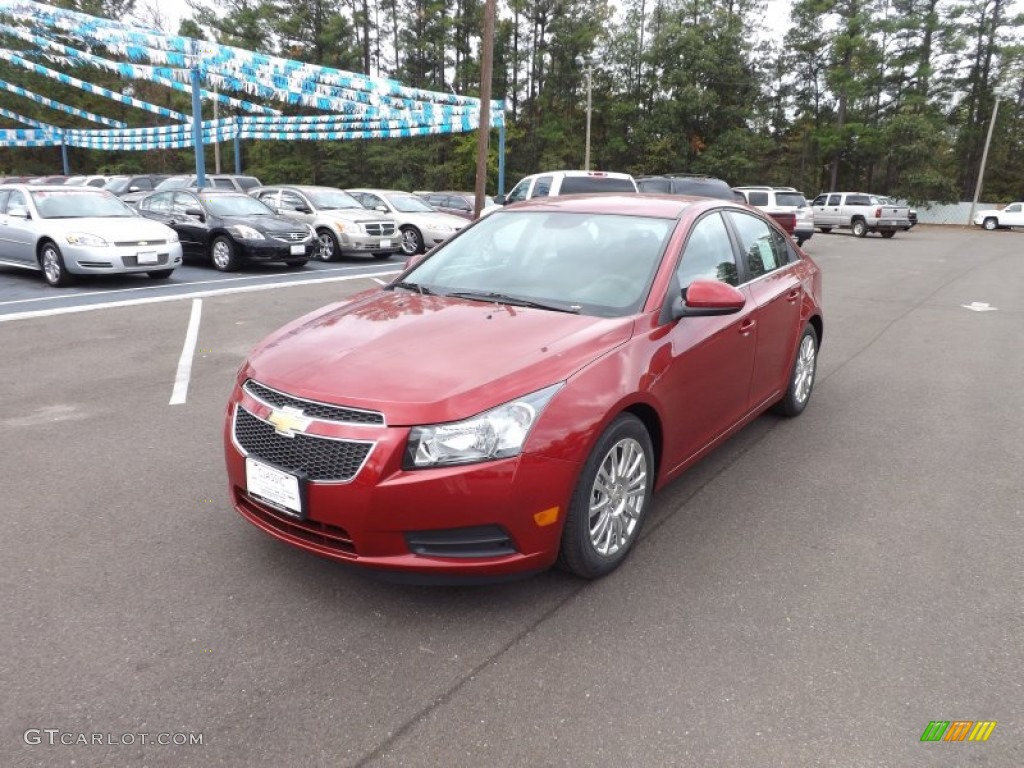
851,219,868,238
315,229,339,261
210,235,240,272
983,217,998,231
400,226,423,256
40,241,75,287
774,324,819,417
558,414,654,579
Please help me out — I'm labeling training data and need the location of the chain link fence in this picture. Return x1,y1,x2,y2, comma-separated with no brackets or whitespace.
899,201,1001,226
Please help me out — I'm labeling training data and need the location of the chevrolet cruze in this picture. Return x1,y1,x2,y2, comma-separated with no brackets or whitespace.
225,195,823,581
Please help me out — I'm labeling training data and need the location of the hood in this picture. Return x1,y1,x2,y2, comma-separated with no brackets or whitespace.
246,291,635,425
220,214,309,236
323,208,392,224
51,216,175,241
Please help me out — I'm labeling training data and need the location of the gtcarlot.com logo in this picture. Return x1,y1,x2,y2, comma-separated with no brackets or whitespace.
24,729,204,746
920,720,997,742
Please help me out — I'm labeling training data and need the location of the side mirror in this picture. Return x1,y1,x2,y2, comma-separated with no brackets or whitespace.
671,279,746,320
493,194,506,205
184,207,205,221
8,206,30,219
375,205,389,213
129,185,140,192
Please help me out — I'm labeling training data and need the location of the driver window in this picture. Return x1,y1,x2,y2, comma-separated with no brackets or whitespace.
172,192,197,215
676,213,739,288
279,192,305,211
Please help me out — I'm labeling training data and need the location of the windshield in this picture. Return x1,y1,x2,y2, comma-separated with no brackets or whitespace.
31,190,134,218
203,194,275,217
402,211,672,318
103,177,130,194
389,194,436,213
775,192,807,207
307,189,363,210
155,177,190,191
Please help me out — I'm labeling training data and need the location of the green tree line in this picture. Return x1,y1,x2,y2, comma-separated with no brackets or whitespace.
1,0,1022,204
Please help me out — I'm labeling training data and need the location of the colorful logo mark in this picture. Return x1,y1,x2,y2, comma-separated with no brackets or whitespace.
920,721,996,742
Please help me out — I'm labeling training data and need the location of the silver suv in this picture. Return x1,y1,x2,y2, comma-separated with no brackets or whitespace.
253,186,400,261
733,186,814,246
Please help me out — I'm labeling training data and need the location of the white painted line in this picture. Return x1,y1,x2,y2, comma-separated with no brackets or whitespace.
961,301,998,312
169,299,203,405
0,270,401,324
371,277,388,285
0,264,397,308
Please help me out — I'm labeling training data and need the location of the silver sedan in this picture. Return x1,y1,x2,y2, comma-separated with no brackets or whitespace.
0,184,182,286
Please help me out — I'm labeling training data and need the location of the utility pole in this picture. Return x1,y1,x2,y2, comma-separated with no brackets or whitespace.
967,96,1000,226
473,0,496,218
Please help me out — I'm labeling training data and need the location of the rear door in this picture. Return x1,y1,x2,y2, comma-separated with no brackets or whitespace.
726,210,804,409
2,190,37,264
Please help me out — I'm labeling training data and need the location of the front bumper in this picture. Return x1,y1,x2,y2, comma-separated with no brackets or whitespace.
64,242,183,274
236,239,314,262
223,387,578,579
339,232,401,255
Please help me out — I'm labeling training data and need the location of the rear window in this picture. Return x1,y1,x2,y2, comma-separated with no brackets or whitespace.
559,177,637,195
637,178,671,193
745,191,770,206
237,176,261,191
670,179,734,200
775,192,806,207
847,195,871,206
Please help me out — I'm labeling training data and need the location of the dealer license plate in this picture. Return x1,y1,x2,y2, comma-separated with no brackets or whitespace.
379,239,392,248
290,244,306,255
137,250,158,265
245,458,302,517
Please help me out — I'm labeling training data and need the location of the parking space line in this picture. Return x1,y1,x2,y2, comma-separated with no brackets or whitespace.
0,270,401,323
169,299,203,406
0,264,397,309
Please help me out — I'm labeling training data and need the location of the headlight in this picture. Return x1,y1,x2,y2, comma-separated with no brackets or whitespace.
405,383,563,468
228,225,264,240
65,232,108,246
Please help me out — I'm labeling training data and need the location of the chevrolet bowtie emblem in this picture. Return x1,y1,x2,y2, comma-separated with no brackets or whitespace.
267,406,311,437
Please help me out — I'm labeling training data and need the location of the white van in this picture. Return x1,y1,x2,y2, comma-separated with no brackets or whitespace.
485,170,638,215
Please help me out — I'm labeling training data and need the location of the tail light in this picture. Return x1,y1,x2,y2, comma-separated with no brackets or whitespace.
770,212,796,233
875,207,882,217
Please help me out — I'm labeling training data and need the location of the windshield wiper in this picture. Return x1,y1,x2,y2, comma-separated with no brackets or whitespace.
445,291,580,314
391,280,434,295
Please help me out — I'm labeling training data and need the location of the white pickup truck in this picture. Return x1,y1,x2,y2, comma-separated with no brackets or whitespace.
810,192,912,238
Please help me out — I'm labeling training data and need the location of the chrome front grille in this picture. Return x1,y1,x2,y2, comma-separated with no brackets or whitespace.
114,238,174,246
243,380,385,425
273,230,309,242
233,407,373,482
362,222,397,237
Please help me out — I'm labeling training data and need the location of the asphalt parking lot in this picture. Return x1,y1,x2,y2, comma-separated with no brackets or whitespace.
2,226,1021,767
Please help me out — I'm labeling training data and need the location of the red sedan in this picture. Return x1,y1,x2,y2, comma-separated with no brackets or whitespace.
224,195,823,581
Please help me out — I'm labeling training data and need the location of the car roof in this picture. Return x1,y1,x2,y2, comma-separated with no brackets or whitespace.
502,193,705,218
261,184,346,193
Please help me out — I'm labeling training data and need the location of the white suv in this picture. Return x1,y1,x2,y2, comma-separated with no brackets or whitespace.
486,171,637,215
734,186,814,246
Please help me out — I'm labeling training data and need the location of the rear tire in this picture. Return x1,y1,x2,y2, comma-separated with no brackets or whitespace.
983,217,998,231
851,219,867,238
773,324,819,417
40,241,75,287
558,414,654,579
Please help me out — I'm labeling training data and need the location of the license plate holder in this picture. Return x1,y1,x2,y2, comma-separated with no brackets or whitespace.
137,250,158,265
379,239,392,248
290,244,306,255
245,457,306,519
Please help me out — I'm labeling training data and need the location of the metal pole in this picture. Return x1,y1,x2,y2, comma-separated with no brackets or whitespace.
234,116,241,174
60,138,69,175
584,64,592,171
473,0,496,218
213,82,221,174
498,121,506,195
968,96,1000,226
190,66,206,188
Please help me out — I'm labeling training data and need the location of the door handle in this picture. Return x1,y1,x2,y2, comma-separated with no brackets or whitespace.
739,318,756,335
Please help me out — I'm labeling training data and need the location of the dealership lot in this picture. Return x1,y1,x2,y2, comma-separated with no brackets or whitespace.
1,227,1021,766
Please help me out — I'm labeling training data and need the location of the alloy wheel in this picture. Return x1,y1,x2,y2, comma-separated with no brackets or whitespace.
588,437,648,556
